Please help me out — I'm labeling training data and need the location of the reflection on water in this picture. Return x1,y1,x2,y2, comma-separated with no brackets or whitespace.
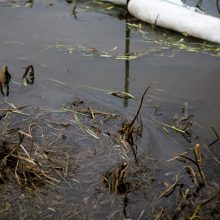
124,16,130,107
217,0,220,13
26,0,34,7
0,64,35,97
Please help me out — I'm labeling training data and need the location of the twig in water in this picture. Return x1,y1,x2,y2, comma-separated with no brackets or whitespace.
176,145,206,186
189,194,217,220
130,83,152,128
185,166,198,185
120,84,152,165
155,207,172,220
158,175,179,199
208,125,219,146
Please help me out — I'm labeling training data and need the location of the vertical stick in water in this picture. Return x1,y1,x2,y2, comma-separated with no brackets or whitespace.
124,15,130,107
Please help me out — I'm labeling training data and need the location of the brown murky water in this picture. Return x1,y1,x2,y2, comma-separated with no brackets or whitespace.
0,0,219,219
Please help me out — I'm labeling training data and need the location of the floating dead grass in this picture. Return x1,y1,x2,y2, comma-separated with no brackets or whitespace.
0,84,219,219
0,123,71,190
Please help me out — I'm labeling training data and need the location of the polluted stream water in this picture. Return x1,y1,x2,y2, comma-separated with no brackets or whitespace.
0,0,220,219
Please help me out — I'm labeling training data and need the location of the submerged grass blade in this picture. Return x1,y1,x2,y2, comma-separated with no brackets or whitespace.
161,122,185,133
189,205,201,220
158,175,179,199
79,84,135,99
72,109,99,139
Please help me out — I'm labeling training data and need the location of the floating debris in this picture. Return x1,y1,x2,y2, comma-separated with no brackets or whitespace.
0,85,219,219
0,65,11,97
103,162,129,194
79,84,135,99
22,65,35,86
0,129,61,189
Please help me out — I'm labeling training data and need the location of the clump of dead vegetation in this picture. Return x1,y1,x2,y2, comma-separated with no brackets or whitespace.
0,124,70,190
0,77,219,219
0,64,65,190
96,85,220,219
152,143,220,220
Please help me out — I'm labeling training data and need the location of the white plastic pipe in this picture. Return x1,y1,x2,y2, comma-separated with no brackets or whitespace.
128,0,220,44
103,0,127,5
103,0,220,44
103,0,184,6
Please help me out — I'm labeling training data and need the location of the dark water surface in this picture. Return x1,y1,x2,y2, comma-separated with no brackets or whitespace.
0,0,220,219
0,0,219,124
